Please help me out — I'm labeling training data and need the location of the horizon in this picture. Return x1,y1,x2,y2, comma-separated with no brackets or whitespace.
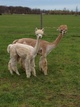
0,5,79,12
0,0,80,11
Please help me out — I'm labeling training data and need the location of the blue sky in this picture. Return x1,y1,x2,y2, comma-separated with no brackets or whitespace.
0,0,80,11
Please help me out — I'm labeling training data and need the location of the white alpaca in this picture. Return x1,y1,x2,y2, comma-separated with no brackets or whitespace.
7,30,43,78
12,25,68,75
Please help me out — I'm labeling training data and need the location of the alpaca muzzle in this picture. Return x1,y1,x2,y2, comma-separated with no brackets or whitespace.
38,34,42,38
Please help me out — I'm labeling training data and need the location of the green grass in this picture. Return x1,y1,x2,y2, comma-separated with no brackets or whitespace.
0,14,80,107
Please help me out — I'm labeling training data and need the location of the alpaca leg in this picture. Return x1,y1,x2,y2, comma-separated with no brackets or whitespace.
24,59,31,78
9,58,20,76
31,59,36,77
42,62,48,75
39,56,44,71
39,56,48,75
8,60,13,75
19,58,25,70
13,59,20,76
15,69,20,76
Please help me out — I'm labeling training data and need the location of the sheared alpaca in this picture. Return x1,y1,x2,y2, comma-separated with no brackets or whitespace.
12,25,68,75
7,29,43,78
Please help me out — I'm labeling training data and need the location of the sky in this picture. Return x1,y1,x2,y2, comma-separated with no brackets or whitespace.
0,0,80,11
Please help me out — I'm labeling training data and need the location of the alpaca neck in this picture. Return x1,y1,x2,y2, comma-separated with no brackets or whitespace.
46,33,63,55
33,36,40,57
53,32,63,46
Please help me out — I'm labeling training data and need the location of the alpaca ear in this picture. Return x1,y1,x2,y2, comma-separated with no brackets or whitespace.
35,27,38,31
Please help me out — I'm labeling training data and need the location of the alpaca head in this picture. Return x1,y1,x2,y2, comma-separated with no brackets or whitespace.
57,25,68,34
35,28,44,38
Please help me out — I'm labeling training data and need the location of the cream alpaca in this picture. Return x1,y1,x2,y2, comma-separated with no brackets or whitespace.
13,25,68,75
7,30,43,78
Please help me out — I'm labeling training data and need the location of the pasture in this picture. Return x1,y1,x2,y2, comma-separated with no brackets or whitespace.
0,14,80,107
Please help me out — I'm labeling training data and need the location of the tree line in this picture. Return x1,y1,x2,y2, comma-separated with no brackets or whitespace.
0,5,80,15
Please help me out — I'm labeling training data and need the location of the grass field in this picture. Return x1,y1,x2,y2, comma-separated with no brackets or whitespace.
0,14,80,107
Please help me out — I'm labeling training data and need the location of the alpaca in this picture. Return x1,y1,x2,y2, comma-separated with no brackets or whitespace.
12,25,68,75
7,30,43,78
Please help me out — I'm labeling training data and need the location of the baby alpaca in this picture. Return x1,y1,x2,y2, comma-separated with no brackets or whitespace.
7,32,43,78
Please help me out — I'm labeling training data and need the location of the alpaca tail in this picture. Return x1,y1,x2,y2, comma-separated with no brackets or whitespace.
12,39,18,44
7,44,13,53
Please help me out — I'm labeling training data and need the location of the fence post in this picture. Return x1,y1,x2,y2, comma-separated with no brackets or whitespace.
40,12,43,29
